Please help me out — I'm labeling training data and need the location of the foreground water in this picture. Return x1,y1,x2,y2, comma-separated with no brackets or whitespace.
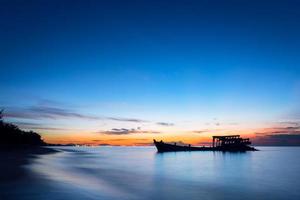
1,146,300,200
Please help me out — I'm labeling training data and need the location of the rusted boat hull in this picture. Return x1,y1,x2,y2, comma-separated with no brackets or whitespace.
154,140,257,152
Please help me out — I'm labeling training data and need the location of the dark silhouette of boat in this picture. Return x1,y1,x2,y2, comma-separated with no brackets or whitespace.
154,135,257,152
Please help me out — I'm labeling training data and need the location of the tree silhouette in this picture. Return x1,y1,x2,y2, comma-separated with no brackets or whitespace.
0,110,45,146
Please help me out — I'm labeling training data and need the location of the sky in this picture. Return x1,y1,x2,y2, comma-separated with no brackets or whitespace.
1,0,300,146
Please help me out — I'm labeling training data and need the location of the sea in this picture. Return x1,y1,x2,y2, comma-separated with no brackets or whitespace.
1,146,300,200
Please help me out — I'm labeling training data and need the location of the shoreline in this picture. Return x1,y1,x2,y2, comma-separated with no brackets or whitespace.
0,146,59,182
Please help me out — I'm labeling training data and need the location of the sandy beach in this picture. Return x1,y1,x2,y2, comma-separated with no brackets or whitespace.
0,147,58,182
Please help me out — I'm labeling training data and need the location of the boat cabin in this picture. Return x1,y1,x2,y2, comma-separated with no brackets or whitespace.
212,135,251,148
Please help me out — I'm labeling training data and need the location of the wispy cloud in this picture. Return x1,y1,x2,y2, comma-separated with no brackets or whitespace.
4,110,42,120
255,126,300,135
192,130,209,134
29,106,100,120
191,128,224,134
13,122,42,126
26,127,71,131
13,121,71,131
228,122,239,125
36,98,72,107
99,128,160,135
107,117,147,123
4,105,148,123
4,106,98,120
278,121,300,126
90,138,152,146
156,122,174,126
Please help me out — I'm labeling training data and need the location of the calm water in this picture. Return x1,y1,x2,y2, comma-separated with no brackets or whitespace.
1,146,300,200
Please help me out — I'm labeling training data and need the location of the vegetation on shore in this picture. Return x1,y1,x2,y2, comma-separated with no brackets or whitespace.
0,110,45,146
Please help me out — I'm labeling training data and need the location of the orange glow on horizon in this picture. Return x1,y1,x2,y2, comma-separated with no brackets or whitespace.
42,129,258,146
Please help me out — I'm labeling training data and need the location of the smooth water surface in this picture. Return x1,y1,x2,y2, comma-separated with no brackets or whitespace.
1,146,300,200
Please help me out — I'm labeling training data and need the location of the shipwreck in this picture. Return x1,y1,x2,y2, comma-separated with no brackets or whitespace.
154,135,257,152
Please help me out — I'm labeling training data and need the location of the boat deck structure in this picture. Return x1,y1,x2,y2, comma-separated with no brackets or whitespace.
154,135,257,152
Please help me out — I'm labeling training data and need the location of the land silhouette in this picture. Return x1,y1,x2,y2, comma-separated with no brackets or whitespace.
0,110,58,182
0,110,45,147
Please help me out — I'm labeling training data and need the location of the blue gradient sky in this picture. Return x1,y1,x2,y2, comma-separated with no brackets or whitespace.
1,0,300,145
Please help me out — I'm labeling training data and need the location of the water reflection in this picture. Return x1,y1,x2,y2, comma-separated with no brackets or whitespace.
1,147,299,200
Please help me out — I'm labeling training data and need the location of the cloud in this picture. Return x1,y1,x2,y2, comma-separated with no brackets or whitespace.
92,139,149,142
13,122,42,126
30,106,100,120
99,128,160,135
4,110,42,120
90,138,153,146
3,105,148,123
253,134,300,146
156,122,174,126
107,117,147,123
255,126,300,135
192,130,209,134
104,128,136,135
278,121,299,126
253,124,300,146
13,121,71,131
228,122,239,125
26,127,70,131
192,129,224,134
36,98,72,107
4,106,99,120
